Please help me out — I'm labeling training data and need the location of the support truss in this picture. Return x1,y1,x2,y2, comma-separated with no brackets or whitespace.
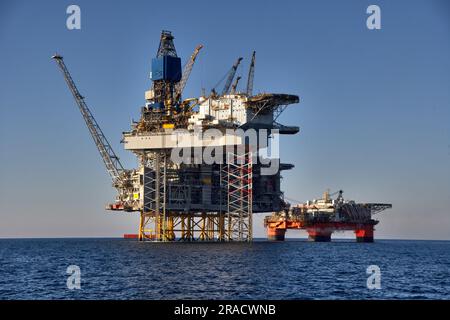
139,152,167,241
138,151,253,242
222,151,253,241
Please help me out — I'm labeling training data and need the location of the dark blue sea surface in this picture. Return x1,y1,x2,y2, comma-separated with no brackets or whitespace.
0,238,449,300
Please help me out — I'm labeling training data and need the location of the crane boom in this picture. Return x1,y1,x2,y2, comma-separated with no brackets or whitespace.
222,57,243,95
175,44,203,100
230,76,241,94
246,51,255,96
52,55,124,183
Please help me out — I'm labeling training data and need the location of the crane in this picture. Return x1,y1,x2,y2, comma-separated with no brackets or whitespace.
221,57,243,95
230,76,241,94
174,44,203,101
52,54,125,184
246,51,255,96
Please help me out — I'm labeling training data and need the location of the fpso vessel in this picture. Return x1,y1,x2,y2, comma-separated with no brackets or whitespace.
265,190,392,242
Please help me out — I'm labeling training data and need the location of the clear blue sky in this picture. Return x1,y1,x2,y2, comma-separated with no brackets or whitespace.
0,0,449,239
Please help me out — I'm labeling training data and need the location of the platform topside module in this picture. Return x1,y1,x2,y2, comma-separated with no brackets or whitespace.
53,30,391,242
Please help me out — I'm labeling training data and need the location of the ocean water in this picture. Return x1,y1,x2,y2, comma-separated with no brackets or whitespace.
0,238,449,300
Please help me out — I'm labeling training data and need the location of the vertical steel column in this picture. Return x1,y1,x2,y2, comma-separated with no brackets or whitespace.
223,151,253,241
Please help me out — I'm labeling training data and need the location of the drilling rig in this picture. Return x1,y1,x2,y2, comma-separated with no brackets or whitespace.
53,30,299,241
53,30,391,242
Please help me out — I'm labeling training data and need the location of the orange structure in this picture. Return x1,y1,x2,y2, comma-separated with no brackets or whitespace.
264,190,391,242
123,234,139,239
265,219,377,242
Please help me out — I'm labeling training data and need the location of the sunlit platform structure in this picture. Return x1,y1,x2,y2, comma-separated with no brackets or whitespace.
53,30,300,241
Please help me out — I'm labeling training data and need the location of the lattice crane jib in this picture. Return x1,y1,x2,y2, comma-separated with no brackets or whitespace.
230,76,241,94
175,44,203,101
222,57,243,95
246,51,256,96
52,55,124,184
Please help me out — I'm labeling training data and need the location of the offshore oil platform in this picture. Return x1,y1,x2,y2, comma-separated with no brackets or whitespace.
53,30,391,242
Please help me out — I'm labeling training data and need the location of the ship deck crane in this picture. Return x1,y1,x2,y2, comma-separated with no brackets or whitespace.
221,57,243,95
175,44,203,102
52,55,125,185
246,51,255,96
230,76,241,94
